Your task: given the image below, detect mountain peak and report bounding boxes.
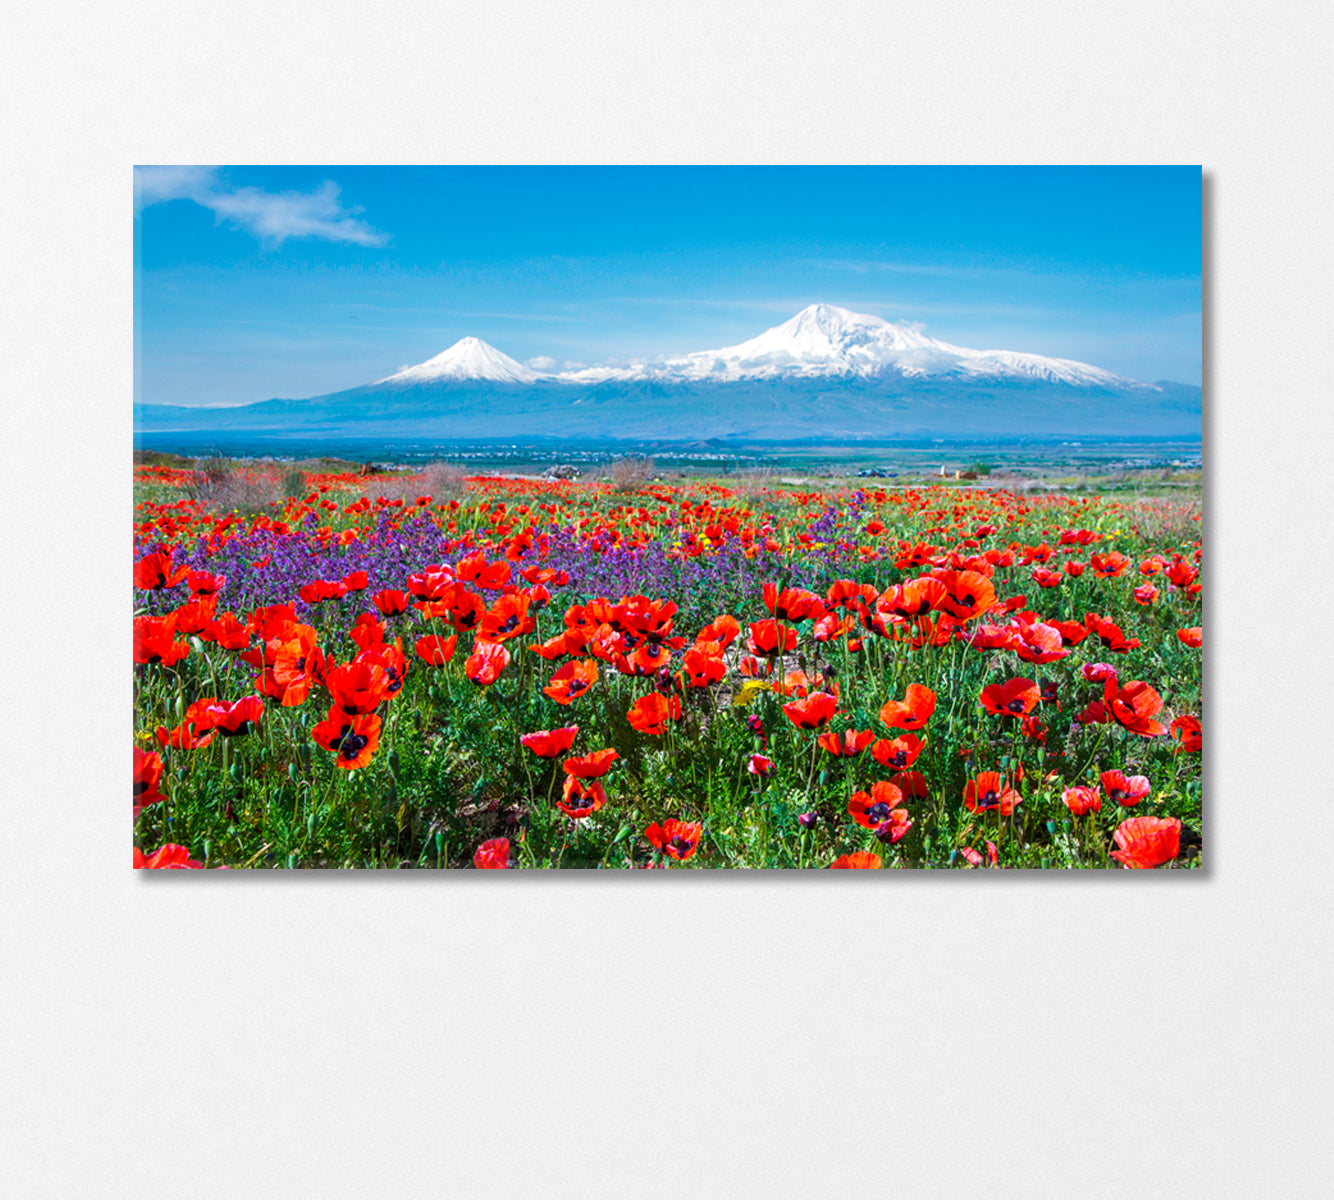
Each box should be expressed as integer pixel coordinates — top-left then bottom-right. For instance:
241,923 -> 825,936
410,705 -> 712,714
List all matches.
379,336 -> 542,384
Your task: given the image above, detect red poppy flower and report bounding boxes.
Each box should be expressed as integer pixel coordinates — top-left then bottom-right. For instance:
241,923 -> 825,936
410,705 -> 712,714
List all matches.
628,640 -> 674,676
1176,627 -> 1203,648
133,550 -> 188,590
312,710 -> 382,769
456,553 -> 512,590
521,565 -> 569,587
813,612 -> 855,642
557,776 -> 609,819
747,753 -> 775,776
355,639 -> 406,698
1062,785 -> 1102,815
782,691 -> 839,730
1090,551 -> 1131,578
133,615 -> 190,666
520,726 -> 579,757
979,677 -> 1040,719
883,577 -> 947,620
155,720 -> 214,751
477,592 -> 536,643
325,660 -> 391,714
1105,679 -> 1167,737
817,728 -> 876,757
826,579 -> 879,610
763,583 -> 826,622
682,647 -> 726,687
170,595 -> 218,637
347,613 -> 386,653
299,579 -> 348,605
1133,583 -> 1159,605
203,612 -> 251,650
872,807 -> 914,845
133,844 -> 203,869
890,770 -> 929,799
372,589 -> 412,616
198,695 -> 265,737
848,780 -> 905,830
1031,567 -> 1064,589
879,684 -> 936,731
958,842 -> 1000,868
869,734 -> 923,771
414,633 -> 458,666
1065,560 -> 1086,577
771,669 -> 826,699
1110,816 -> 1181,869
930,569 -> 996,621
644,819 -> 702,861
406,566 -> 454,603
544,659 -> 599,704
563,748 -> 619,778
1048,619 -> 1088,648
1085,612 -> 1141,655
464,641 -> 511,686
830,851 -> 882,869
962,771 -> 1020,815
183,570 -> 226,597
746,618 -> 797,657
697,614 -> 741,649
342,570 -> 369,591
271,638 -> 328,707
473,837 -> 512,869
627,693 -> 681,735
1099,770 -> 1151,807
133,747 -> 166,816
1170,714 -> 1202,753
1013,621 -> 1070,665
1165,560 -> 1201,592
437,585 -> 487,634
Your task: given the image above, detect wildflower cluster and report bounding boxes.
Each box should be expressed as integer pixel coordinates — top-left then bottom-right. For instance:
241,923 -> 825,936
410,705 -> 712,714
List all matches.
133,466 -> 1202,869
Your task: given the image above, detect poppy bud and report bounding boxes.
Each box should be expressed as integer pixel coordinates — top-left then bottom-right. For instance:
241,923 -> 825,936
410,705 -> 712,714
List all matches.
746,714 -> 765,735
797,811 -> 819,829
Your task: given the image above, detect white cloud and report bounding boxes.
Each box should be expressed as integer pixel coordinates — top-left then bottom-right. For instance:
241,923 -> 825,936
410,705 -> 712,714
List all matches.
134,166 -> 389,247
526,355 -> 557,370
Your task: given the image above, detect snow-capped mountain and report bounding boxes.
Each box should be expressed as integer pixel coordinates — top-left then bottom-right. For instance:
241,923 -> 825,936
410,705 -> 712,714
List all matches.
136,302 -> 1201,444
560,304 -> 1146,388
379,336 -> 543,385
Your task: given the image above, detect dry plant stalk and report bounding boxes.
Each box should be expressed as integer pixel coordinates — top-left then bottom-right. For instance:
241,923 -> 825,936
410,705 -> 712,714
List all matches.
610,456 -> 655,492
188,456 -> 283,517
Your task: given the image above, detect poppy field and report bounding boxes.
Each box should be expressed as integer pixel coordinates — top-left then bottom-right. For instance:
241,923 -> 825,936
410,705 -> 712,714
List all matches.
132,460 -> 1202,870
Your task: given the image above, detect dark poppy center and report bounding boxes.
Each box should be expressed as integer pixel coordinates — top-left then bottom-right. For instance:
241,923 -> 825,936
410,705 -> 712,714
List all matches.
569,679 -> 589,696
981,789 -> 999,808
889,751 -> 907,768
668,836 -> 695,855
1007,699 -> 1026,713
339,733 -> 368,760
500,615 -> 519,633
867,801 -> 892,823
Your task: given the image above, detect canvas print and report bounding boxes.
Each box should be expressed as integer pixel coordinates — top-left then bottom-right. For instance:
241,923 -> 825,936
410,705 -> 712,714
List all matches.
133,166 -> 1202,870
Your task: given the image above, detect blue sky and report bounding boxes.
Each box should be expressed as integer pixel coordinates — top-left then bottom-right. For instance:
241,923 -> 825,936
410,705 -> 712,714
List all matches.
135,166 -> 1201,406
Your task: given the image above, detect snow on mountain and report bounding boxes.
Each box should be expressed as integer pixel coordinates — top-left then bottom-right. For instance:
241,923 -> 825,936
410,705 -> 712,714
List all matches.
372,306 -> 1152,391
378,336 -> 544,385
560,303 -> 1148,389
